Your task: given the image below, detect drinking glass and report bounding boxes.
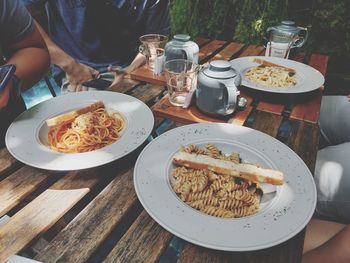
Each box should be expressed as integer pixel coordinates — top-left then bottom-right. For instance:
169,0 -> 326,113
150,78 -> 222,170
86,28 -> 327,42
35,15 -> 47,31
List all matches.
265,41 -> 292,59
139,34 -> 168,71
164,59 -> 199,107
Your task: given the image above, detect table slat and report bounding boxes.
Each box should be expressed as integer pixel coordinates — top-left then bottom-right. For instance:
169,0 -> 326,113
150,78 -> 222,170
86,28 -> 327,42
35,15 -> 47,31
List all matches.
152,96 -> 228,124
209,42 -> 245,62
251,111 -> 283,137
198,39 -> 227,63
104,210 -> 172,263
0,165 -> 118,260
229,95 -> 254,126
35,169 -> 137,263
0,167 -> 52,217
239,45 -> 265,57
0,188 -> 88,262
107,76 -> 141,94
194,37 -> 211,47
290,54 -> 328,123
130,83 -> 165,104
0,148 -> 18,176
286,121 -> 319,174
129,67 -> 166,86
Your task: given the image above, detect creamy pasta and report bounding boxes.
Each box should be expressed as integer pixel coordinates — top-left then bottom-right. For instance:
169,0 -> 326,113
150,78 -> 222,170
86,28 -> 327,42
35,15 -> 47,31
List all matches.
244,66 -> 297,88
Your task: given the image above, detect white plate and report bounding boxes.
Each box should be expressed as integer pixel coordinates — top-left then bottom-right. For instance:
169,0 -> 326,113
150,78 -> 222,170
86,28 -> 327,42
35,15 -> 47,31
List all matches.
134,123 -> 316,251
230,56 -> 325,94
6,91 -> 154,171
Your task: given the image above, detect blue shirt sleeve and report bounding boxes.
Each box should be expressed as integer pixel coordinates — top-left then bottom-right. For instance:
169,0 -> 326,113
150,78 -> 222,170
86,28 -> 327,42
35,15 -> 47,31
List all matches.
0,0 -> 34,46
21,0 -> 47,8
144,0 -> 170,35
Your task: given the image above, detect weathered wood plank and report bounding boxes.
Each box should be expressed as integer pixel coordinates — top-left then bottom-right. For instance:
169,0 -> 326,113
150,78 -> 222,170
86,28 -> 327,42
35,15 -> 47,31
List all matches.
129,67 -> 166,86
198,40 -> 227,63
177,244 -> 241,263
130,83 -> 166,105
250,111 -> 283,137
0,188 -> 88,262
104,210 -> 172,263
0,167 -> 52,217
239,45 -> 265,57
229,95 -> 254,126
256,100 -> 285,115
0,157 -> 134,260
107,75 -> 141,94
286,120 -> 319,174
290,54 -> 328,123
209,42 -> 245,62
35,169 -> 138,263
152,96 -> 228,124
194,37 -> 211,47
0,148 -> 19,176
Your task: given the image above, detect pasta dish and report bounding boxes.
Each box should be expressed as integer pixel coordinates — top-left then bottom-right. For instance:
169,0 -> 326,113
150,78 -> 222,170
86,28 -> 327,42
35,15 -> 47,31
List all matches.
171,144 -> 263,218
47,105 -> 125,153
244,65 -> 297,88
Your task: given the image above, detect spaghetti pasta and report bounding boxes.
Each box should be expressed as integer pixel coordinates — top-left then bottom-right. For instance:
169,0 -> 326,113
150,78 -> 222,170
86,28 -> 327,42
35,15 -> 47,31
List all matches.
244,66 -> 297,88
48,108 -> 125,153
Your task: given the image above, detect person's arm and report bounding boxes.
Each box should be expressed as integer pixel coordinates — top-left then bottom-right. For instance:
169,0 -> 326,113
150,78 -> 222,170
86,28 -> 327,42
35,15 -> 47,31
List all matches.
33,21 -> 99,91
302,224 -> 350,263
0,23 -> 50,109
25,4 -> 99,91
0,0 -> 50,110
108,53 -> 146,88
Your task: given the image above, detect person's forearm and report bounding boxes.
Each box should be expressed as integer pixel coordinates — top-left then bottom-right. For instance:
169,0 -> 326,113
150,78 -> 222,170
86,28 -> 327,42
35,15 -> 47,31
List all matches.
125,53 -> 146,73
7,47 -> 49,91
34,21 -> 75,71
7,22 -> 50,90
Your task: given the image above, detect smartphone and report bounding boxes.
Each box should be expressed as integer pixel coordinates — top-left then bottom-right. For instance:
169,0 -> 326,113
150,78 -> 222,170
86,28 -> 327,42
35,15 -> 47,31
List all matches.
0,64 -> 16,92
82,77 -> 112,90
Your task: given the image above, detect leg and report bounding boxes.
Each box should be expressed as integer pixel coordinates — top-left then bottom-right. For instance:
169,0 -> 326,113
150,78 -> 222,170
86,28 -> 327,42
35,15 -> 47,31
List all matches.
303,219 -> 345,253
302,224 -> 350,263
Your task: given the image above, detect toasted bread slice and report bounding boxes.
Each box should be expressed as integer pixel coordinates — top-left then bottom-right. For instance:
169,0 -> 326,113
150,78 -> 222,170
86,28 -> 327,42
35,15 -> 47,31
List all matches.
46,101 -> 105,127
173,151 -> 284,185
252,57 -> 296,74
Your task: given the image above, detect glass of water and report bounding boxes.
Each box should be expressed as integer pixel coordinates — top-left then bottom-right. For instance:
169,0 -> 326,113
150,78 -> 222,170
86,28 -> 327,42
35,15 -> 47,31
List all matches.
164,59 -> 199,107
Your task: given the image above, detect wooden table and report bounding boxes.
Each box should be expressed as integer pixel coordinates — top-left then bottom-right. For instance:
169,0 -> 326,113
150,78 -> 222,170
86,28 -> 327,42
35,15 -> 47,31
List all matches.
0,38 -> 328,263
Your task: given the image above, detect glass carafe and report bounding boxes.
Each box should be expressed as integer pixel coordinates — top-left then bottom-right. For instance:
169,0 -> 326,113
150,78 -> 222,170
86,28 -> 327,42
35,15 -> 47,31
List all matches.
265,21 -> 308,58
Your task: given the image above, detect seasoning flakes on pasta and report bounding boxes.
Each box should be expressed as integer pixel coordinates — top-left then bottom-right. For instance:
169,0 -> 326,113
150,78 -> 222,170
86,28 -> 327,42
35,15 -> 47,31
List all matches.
171,144 -> 263,218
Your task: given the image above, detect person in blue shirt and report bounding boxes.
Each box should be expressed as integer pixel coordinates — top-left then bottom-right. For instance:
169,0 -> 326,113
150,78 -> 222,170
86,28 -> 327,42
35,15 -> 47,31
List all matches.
23,0 -> 170,92
0,0 -> 50,146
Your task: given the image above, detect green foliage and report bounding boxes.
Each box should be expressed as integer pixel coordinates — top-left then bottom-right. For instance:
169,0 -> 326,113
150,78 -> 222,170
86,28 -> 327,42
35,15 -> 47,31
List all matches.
170,0 -> 350,57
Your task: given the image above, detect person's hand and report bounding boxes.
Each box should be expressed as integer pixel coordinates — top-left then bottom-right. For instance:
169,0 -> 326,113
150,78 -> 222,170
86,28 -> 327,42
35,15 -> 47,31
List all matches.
65,61 -> 99,92
347,94 -> 350,102
107,65 -> 127,88
0,81 -> 13,110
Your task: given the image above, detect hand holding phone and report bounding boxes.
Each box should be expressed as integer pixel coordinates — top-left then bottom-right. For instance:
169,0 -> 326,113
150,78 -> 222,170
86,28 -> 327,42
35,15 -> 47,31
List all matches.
82,77 -> 112,90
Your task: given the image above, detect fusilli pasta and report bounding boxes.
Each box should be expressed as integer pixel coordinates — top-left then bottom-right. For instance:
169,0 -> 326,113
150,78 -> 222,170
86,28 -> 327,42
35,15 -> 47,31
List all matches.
171,144 -> 263,218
